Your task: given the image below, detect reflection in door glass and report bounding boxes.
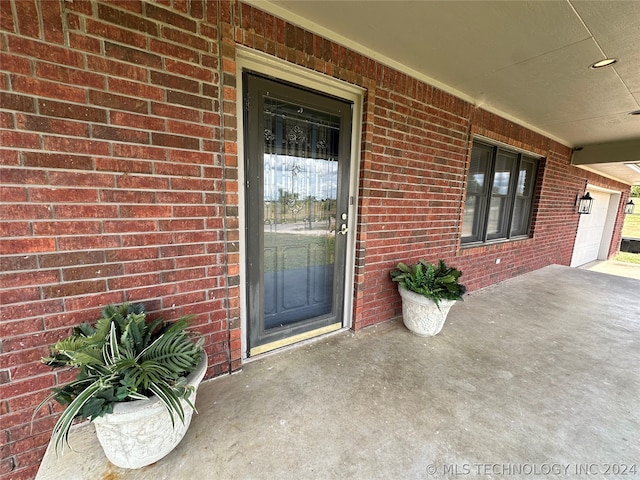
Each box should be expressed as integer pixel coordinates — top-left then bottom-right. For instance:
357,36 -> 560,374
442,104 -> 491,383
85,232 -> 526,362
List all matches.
262,98 -> 340,330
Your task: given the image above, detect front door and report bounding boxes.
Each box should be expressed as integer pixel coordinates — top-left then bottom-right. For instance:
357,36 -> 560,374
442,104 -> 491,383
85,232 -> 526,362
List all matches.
244,73 -> 352,356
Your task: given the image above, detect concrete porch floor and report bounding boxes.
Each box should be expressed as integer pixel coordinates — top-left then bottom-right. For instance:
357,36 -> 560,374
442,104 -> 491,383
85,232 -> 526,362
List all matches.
36,265 -> 640,480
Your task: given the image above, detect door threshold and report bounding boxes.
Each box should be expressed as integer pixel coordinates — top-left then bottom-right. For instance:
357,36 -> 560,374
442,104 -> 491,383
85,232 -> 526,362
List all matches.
248,323 -> 344,358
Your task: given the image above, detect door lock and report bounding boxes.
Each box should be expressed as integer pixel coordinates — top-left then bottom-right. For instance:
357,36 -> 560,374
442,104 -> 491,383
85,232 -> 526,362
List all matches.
339,224 -> 348,235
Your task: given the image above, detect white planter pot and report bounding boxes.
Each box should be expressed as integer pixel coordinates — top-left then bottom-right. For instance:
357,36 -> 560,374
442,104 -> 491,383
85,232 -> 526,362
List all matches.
398,285 -> 456,336
93,355 -> 207,469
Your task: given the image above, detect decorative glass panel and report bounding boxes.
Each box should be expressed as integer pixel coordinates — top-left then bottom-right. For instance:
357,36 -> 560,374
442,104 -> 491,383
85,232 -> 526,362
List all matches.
262,97 -> 340,329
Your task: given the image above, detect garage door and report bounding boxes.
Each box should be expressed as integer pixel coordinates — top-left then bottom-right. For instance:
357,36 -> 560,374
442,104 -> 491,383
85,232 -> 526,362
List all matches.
571,190 -> 611,267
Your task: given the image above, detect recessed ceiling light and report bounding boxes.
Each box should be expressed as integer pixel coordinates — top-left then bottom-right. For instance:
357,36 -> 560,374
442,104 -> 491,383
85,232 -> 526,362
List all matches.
590,58 -> 617,69
630,110 -> 640,116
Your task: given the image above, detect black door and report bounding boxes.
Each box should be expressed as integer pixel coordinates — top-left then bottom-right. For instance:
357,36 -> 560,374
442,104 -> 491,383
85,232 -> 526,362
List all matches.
244,72 -> 352,356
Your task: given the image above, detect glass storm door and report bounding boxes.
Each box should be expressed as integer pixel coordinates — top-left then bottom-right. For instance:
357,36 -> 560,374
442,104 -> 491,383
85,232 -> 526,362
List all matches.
244,73 -> 352,356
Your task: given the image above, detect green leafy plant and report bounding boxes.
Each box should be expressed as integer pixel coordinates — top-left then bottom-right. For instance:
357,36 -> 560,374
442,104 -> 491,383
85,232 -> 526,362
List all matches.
390,259 -> 467,306
35,303 -> 204,452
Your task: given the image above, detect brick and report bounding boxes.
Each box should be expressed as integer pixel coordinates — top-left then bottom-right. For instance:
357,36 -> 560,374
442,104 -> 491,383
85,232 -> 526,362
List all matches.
108,272 -> 161,290
107,112 -> 164,133
158,218 -> 205,231
0,53 -> 31,75
30,188 -> 98,203
85,18 -> 147,49
0,318 -> 44,338
0,237 -> 55,254
65,33 -> 96,57
7,35 -> 83,67
0,221 -> 30,237
153,161 -> 201,177
57,235 -> 120,251
42,279 -> 107,299
0,130 -> 39,149
89,90 -> 149,114
108,79 -> 164,101
151,102 -> 200,122
101,188 -> 155,207
0,299 -> 63,323
42,136 -> 111,156
0,92 -> 36,113
150,71 -> 199,93
151,132 -> 200,150
50,204 -> 118,219
92,125 -> 150,144
160,26 -> 208,52
41,0 -> 64,44
111,143 -> 166,161
0,286 -> 40,305
145,3 -> 196,33
1,203 -> 51,220
166,120 -> 214,139
63,291 -> 125,312
94,158 -> 153,176
62,263 -> 123,282
123,258 -> 173,275
16,114 -> 89,137
35,62 -> 105,89
105,246 -> 159,262
38,99 -> 108,123
149,38 -> 199,63
156,191 -> 203,204
86,55 -> 147,82
104,42 -> 162,69
0,0 -> 15,32
97,3 -> 158,36
22,152 -> 94,170
0,255 -> 38,272
48,171 -> 115,188
103,219 -> 157,233
116,173 -> 170,190
14,0 -> 40,38
165,59 -> 213,82
119,205 -> 172,218
160,243 -> 204,258
0,269 -> 59,289
0,186 -> 27,202
0,111 -> 15,130
166,90 -> 212,111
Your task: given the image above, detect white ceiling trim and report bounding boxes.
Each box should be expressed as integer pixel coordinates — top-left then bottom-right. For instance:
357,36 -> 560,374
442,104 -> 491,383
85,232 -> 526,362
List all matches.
243,0 -> 570,147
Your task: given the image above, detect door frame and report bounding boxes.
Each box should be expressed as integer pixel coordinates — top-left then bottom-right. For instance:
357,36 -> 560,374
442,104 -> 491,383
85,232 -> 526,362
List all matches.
236,47 -> 364,359
570,184 -> 622,267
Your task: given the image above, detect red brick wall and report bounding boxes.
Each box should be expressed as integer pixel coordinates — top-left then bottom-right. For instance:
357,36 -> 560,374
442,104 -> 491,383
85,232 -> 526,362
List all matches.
0,2 -> 239,478
0,1 -> 630,478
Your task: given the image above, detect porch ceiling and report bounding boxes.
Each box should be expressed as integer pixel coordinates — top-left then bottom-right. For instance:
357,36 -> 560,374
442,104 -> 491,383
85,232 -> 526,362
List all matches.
247,0 -> 640,185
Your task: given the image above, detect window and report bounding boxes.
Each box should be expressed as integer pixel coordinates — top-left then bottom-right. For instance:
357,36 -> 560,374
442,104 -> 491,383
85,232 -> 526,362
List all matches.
462,140 -> 538,245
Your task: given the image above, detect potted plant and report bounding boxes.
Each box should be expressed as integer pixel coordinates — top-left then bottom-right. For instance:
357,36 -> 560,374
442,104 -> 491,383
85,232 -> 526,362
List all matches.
35,302 -> 206,469
390,259 -> 467,336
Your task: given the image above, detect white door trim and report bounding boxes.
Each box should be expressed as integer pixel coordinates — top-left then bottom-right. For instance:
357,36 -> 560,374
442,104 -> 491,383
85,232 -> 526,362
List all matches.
236,47 -> 364,359
571,184 -> 622,266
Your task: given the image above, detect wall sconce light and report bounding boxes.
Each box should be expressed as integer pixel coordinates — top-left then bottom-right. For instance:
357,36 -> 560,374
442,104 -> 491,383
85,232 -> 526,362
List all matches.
625,199 -> 635,215
577,192 -> 593,214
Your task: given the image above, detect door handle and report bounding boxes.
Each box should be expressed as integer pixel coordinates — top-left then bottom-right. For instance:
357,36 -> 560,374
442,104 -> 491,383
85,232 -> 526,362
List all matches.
339,224 -> 348,235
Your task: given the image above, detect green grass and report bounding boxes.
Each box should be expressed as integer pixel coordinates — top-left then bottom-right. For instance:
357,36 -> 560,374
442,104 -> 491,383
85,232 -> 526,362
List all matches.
613,252 -> 640,264
616,212 -> 640,264
622,212 -> 640,238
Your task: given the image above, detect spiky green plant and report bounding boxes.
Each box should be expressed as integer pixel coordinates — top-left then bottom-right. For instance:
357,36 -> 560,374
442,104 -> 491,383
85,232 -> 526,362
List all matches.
35,303 -> 204,453
390,259 -> 467,307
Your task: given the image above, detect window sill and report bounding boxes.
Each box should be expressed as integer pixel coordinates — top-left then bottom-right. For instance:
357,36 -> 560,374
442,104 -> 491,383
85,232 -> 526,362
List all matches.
460,235 -> 533,251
